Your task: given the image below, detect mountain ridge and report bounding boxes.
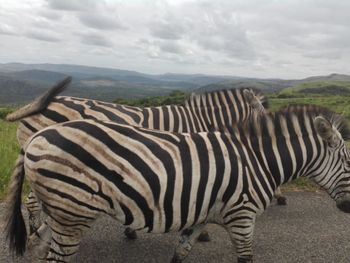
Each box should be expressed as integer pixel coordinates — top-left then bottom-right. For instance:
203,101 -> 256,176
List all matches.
1,62 -> 350,105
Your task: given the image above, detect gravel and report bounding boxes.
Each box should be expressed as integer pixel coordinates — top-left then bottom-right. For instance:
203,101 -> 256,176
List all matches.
1,191 -> 350,263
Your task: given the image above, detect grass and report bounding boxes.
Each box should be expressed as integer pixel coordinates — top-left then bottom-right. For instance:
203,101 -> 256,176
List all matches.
0,119 -> 20,200
278,80 -> 350,97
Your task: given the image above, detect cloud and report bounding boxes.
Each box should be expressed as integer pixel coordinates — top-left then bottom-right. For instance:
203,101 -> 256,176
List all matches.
79,13 -> 126,30
151,21 -> 186,40
1,0 -> 350,78
80,32 -> 114,47
0,23 -> 17,35
26,30 -> 61,42
159,41 -> 188,54
45,0 -> 96,11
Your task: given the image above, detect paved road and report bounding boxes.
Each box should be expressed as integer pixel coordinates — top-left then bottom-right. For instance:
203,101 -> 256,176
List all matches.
1,192 -> 350,263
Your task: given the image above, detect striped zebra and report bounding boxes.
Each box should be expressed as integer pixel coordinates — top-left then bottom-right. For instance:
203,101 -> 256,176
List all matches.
5,105 -> 350,262
6,77 -> 286,240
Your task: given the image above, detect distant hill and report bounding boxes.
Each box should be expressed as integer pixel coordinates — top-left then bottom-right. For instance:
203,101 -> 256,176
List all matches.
1,62 -> 350,105
278,79 -> 350,98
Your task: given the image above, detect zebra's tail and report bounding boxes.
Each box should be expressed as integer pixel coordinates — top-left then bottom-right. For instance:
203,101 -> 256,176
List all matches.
4,149 -> 27,256
6,76 -> 72,122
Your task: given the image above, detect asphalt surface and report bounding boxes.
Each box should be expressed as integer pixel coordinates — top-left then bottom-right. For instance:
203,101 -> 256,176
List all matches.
1,191 -> 350,263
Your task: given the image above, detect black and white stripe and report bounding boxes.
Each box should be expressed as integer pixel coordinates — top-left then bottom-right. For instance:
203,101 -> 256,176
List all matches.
5,105 -> 350,262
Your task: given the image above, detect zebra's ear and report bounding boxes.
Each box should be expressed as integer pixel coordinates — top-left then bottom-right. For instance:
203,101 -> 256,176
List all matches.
314,116 -> 341,147
243,89 -> 265,114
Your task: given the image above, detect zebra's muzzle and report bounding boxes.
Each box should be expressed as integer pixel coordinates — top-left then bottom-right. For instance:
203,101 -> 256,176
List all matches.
336,196 -> 350,213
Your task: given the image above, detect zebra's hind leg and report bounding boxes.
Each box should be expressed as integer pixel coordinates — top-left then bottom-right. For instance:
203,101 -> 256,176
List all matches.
27,219 -> 51,262
25,191 -> 43,235
274,187 -> 287,205
224,210 -> 256,263
45,216 -> 93,262
171,224 -> 206,263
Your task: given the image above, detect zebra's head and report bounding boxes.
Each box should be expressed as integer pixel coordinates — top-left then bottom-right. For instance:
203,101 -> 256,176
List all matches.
313,115 -> 350,213
242,89 -> 265,115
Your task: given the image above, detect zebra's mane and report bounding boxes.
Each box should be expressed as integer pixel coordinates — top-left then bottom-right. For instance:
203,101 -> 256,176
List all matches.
257,105 -> 350,140
183,87 -> 269,109
277,104 -> 350,140
219,104 -> 350,141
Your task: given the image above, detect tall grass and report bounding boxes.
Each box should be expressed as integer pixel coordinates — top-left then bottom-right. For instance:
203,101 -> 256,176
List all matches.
0,119 -> 20,200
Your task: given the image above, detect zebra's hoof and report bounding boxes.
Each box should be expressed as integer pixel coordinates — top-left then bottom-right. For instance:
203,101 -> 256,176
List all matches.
277,196 -> 287,205
170,254 -> 182,263
124,227 -> 137,240
197,231 -> 211,242
237,256 -> 253,263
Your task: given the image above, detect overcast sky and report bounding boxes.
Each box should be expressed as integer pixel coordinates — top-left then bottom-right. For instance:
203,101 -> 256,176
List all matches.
0,0 -> 349,79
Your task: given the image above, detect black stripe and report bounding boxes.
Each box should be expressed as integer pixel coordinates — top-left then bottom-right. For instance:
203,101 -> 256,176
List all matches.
88,105 -> 128,124
217,92 -> 230,126
261,116 -> 282,185
239,89 -> 249,121
211,93 -> 224,128
20,120 -> 38,133
188,107 -> 201,132
192,134 -> 209,224
182,107 -> 195,132
231,91 -> 242,123
223,90 -> 236,124
296,114 -> 314,177
179,135 -> 192,229
285,113 -> 303,180
152,107 -> 160,130
178,107 -> 188,132
222,134 -> 239,204
142,108 -> 149,127
120,203 -> 134,225
97,101 -> 141,124
171,105 -> 180,132
247,122 -> 275,190
274,116 -> 293,185
58,100 -> 92,119
163,106 -> 170,131
41,109 -> 69,123
205,94 -> 215,128
207,133 -> 225,211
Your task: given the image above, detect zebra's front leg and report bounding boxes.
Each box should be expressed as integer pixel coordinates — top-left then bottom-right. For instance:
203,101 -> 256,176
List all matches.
274,187 -> 287,205
181,227 -> 211,242
224,210 -> 256,263
171,224 -> 206,263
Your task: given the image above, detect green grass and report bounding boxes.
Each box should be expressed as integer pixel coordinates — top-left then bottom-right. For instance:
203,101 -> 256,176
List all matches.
278,80 -> 350,97
0,119 -> 20,200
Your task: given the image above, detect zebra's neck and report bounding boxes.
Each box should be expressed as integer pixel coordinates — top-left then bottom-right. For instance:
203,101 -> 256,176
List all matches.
239,108 -> 328,191
185,89 -> 253,131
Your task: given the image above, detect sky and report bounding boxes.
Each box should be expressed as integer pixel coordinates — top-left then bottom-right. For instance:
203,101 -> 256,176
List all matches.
0,0 -> 349,79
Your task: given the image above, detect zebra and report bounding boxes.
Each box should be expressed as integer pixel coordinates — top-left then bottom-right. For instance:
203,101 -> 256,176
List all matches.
6,77 -> 286,240
5,104 -> 350,263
